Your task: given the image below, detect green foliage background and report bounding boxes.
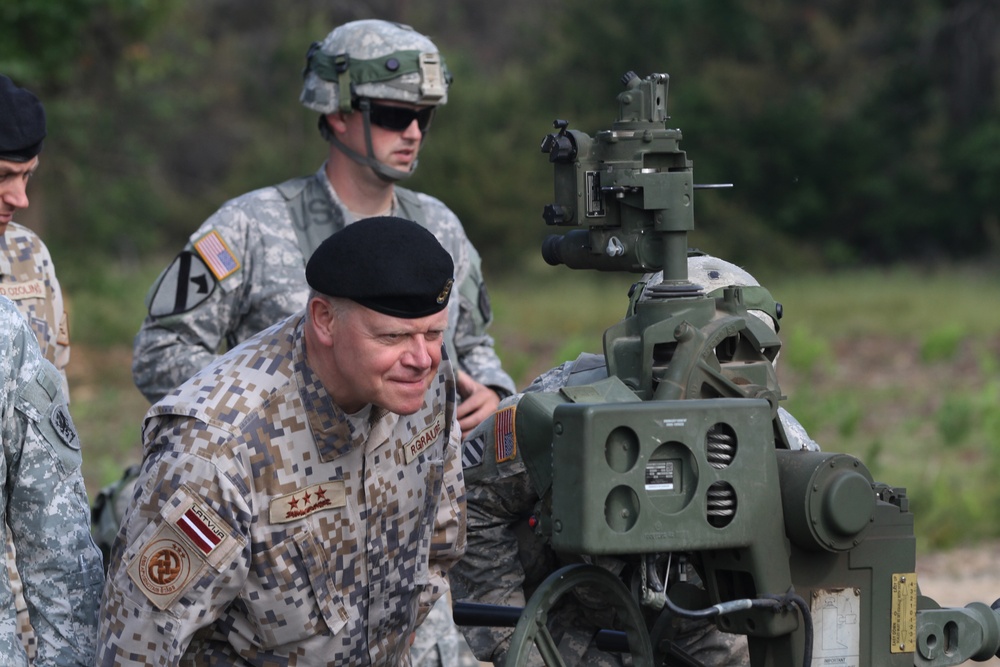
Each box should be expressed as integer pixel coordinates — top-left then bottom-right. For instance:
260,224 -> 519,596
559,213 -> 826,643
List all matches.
4,0 -> 1000,270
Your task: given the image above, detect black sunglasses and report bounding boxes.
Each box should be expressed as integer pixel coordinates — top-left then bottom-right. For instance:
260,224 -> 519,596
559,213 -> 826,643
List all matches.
357,100 -> 435,133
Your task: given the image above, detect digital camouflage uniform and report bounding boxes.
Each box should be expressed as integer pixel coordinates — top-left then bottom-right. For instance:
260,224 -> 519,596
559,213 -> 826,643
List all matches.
122,168 -> 499,667
126,22 -> 509,667
124,21 -> 506,666
1,220 -> 73,661
0,221 -> 70,396
0,296 -> 103,666
450,256 -> 819,666
131,166 -> 513,404
99,311 -> 467,666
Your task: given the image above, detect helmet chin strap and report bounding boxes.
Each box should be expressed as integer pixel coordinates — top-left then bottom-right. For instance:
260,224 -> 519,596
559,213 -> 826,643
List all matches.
323,99 -> 417,182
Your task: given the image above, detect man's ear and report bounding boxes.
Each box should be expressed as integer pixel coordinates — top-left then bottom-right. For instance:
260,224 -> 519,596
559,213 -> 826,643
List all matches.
308,297 -> 337,347
325,111 -> 349,135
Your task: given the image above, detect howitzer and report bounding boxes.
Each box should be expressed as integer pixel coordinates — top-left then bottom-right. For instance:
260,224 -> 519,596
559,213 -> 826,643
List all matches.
454,71 -> 1000,667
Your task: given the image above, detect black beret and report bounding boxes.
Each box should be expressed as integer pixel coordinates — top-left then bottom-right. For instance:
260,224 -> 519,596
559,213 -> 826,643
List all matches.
306,216 -> 455,318
0,75 -> 46,163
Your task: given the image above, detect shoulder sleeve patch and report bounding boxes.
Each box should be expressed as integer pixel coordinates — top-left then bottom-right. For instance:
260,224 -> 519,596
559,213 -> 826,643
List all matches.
50,404 -> 80,450
477,283 -> 492,323
494,405 -> 517,463
15,361 -> 83,471
57,311 -> 70,346
193,230 -> 241,282
127,486 -> 244,610
462,433 -> 485,469
127,523 -> 206,610
147,251 -> 217,318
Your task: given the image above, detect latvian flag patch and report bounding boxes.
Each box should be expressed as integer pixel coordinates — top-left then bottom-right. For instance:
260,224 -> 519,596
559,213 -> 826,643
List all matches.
175,504 -> 226,556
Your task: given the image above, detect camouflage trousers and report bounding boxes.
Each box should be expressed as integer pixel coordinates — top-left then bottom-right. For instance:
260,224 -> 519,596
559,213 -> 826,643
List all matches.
411,593 -> 483,667
498,602 -> 748,667
6,533 -> 36,662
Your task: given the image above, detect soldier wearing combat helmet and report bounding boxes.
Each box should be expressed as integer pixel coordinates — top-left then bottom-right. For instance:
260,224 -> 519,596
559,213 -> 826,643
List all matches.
301,18 -> 451,182
122,18 -> 503,666
131,18 -> 512,439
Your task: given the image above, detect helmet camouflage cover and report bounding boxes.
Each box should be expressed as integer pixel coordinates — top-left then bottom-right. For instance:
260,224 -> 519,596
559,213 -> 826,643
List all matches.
301,19 -> 450,114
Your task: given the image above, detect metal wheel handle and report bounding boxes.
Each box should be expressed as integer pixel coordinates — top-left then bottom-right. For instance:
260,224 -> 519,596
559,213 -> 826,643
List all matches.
503,563 -> 655,667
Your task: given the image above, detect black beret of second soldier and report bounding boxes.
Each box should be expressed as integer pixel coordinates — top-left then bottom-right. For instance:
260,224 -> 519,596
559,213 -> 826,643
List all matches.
0,74 -> 46,162
307,216 -> 455,318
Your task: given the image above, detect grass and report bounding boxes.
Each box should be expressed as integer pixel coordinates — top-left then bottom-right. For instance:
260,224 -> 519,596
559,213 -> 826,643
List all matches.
66,258 -> 1000,551
767,265 -> 1000,338
763,265 -> 1000,550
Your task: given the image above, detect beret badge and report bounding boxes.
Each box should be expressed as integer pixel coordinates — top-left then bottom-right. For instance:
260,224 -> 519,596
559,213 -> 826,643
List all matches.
437,278 -> 454,305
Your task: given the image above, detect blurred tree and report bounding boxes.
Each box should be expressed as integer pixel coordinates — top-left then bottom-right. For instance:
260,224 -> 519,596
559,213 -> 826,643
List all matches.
2,0 -> 999,279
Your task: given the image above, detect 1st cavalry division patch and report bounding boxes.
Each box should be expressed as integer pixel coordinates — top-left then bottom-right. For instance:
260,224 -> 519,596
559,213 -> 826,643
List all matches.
147,251 -> 216,317
462,433 -> 485,469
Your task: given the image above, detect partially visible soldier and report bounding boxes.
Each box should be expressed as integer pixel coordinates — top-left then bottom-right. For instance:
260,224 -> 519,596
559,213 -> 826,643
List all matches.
120,19 -> 508,665
0,72 -> 75,663
0,74 -> 70,394
0,296 -> 104,666
451,256 -> 819,666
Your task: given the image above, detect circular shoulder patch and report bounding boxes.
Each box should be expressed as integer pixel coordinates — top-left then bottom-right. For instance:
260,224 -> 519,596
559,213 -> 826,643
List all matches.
127,529 -> 200,610
50,404 -> 81,450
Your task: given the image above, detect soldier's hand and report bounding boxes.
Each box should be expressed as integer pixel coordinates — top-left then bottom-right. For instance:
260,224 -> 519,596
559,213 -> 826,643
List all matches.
456,370 -> 501,437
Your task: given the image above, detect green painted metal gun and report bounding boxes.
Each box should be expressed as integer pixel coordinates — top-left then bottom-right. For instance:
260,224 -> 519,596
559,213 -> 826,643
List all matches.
457,71 -> 1000,667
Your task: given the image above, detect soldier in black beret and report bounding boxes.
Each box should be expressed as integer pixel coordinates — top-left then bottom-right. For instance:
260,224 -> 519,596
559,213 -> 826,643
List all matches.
98,215 -> 467,664
0,74 -> 69,384
1,74 -> 47,233
303,215 -> 455,416
0,74 -> 47,164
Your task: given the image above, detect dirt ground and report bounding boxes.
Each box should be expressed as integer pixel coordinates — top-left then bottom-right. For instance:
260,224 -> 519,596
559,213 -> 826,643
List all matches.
916,541 -> 1000,666
917,541 -> 1000,608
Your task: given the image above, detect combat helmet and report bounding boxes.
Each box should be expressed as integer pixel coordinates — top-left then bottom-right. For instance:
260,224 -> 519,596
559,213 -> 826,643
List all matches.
301,19 -> 451,181
638,255 -> 782,333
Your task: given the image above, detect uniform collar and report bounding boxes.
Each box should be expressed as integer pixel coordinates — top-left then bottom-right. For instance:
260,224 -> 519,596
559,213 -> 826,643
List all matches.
293,318 -> 397,462
0,228 -> 14,276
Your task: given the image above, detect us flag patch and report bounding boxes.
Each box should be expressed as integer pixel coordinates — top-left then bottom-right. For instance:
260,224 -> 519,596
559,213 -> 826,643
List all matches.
494,406 -> 516,463
193,230 -> 240,281
175,504 -> 226,556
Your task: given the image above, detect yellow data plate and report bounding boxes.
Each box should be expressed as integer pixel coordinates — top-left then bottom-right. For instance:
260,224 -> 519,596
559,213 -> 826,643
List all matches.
890,573 -> 917,653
